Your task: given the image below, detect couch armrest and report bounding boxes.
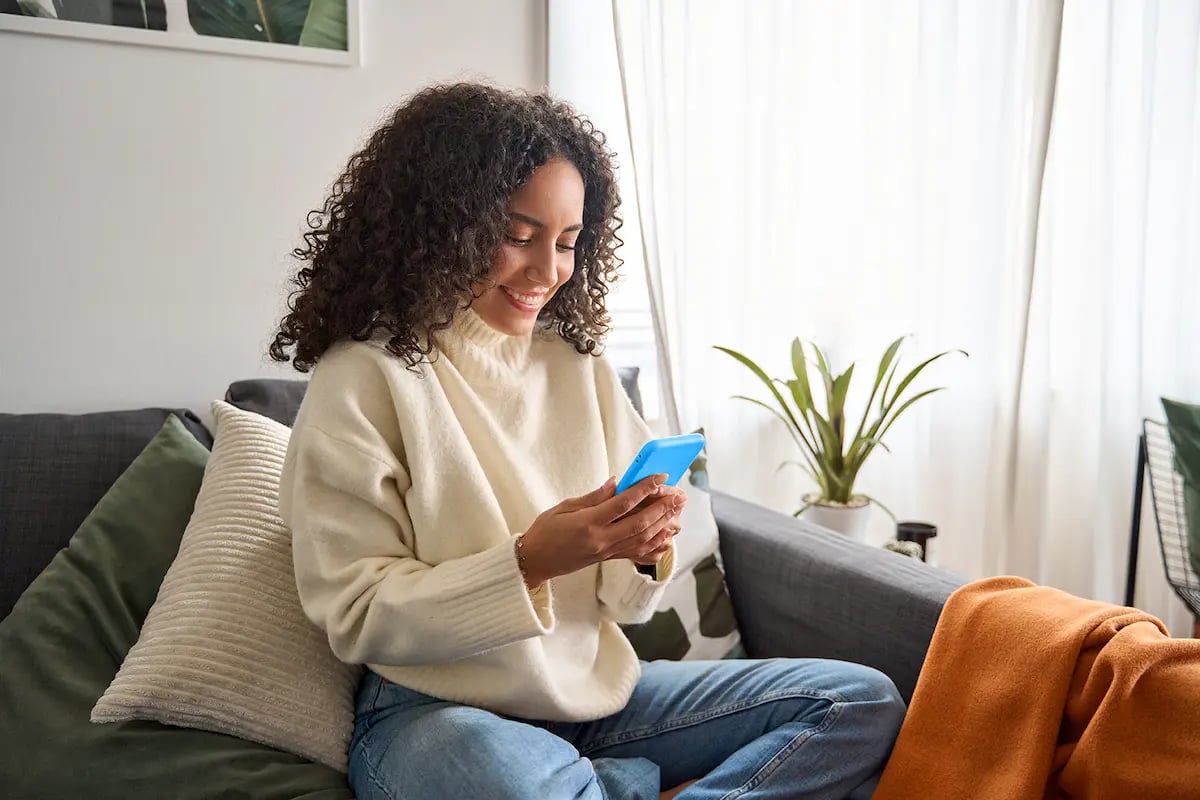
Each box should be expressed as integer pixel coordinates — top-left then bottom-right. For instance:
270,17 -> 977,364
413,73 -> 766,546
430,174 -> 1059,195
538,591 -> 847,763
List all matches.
713,491 -> 964,701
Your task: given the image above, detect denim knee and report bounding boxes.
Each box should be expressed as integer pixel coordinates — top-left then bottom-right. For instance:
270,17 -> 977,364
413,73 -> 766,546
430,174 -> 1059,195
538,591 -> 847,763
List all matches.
836,663 -> 907,739
832,662 -> 903,701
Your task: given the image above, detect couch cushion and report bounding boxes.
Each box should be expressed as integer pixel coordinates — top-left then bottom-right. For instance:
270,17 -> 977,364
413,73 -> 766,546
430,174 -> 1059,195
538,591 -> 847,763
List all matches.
226,378 -> 308,427
93,402 -> 362,772
0,414 -> 350,799
0,408 -> 212,620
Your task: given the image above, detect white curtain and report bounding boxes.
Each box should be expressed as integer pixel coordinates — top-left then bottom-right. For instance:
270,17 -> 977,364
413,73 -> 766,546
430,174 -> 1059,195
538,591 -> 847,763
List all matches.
1002,1 -> 1200,631
611,0 -> 1199,632
611,1 -> 1060,570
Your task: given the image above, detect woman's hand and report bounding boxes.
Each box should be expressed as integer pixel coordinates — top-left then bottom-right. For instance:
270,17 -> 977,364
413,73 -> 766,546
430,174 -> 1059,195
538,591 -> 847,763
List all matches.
606,484 -> 686,566
519,475 -> 686,586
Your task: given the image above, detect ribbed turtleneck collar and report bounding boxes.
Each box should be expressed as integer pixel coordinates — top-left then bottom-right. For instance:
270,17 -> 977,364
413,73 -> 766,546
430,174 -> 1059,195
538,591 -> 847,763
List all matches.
435,306 -> 535,386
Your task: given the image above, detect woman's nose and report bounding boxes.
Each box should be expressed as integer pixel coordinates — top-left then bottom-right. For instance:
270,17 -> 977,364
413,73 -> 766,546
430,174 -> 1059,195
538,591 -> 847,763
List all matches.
525,242 -> 558,286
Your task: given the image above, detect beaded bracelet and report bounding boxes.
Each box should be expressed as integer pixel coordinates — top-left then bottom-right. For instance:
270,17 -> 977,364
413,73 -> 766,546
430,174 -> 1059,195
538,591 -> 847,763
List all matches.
515,533 -> 543,593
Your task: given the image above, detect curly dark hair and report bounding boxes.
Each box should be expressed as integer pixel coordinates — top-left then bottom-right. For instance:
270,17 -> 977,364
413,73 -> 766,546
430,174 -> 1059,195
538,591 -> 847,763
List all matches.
269,82 -> 624,372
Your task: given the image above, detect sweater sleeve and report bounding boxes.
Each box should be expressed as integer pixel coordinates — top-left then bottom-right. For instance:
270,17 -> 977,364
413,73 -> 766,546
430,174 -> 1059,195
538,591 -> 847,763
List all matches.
592,356 -> 677,624
279,423 -> 554,667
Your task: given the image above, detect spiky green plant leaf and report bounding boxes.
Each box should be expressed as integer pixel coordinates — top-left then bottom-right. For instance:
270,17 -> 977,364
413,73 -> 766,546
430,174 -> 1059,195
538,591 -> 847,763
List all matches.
811,343 -> 836,413
717,339 -> 963,508
883,350 -> 966,419
830,364 -> 854,444
854,336 -> 904,442
790,338 -> 813,410
872,387 -> 947,447
714,346 -> 805,437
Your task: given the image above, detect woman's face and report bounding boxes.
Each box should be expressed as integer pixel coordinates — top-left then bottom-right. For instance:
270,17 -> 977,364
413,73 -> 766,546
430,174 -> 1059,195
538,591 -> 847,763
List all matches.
472,156 -> 585,336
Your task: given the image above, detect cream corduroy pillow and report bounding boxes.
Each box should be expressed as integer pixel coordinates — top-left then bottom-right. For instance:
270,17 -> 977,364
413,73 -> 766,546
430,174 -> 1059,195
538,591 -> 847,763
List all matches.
91,401 -> 362,771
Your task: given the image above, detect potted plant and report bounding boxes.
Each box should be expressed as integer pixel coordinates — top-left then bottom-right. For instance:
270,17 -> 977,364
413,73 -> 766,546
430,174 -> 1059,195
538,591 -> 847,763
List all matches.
714,338 -> 964,541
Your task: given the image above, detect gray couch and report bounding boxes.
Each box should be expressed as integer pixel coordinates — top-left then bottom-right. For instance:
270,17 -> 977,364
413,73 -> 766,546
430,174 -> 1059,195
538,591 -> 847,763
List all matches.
0,374 -> 962,794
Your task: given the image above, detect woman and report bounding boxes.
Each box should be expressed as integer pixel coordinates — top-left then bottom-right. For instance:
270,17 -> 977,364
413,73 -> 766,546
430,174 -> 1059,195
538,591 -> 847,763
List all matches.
272,83 -> 904,800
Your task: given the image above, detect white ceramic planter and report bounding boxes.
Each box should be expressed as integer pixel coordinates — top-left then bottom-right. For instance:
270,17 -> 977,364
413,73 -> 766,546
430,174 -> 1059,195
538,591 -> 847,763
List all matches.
801,496 -> 871,542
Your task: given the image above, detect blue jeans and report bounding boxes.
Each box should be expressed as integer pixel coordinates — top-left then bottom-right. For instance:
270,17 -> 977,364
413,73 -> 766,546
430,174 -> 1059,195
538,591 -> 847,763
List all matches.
349,658 -> 904,800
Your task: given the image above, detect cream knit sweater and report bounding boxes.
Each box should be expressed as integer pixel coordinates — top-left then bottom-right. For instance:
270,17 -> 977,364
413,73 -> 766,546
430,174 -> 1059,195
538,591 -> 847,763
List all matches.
278,308 -> 675,722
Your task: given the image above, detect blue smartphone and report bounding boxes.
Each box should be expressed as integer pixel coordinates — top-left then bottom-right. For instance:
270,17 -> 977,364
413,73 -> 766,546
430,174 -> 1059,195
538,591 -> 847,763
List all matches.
615,433 -> 706,494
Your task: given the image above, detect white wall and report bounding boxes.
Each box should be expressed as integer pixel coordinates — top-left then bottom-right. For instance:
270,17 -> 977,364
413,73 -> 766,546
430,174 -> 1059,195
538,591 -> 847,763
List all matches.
0,1 -> 546,418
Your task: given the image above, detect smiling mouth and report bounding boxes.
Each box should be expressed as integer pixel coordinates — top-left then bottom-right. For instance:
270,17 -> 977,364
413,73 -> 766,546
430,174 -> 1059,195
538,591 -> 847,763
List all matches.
501,285 -> 548,311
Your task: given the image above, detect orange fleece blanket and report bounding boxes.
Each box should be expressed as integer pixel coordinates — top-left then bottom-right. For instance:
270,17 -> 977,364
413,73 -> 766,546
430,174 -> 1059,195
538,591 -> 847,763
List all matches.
874,576 -> 1200,800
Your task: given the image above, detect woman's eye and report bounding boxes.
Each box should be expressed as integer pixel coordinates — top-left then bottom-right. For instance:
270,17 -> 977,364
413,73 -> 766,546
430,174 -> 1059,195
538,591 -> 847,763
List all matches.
556,242 -> 577,252
505,235 -> 532,246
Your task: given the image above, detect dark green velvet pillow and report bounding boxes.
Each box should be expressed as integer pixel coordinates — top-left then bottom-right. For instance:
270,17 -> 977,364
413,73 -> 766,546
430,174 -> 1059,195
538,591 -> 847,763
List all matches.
0,415 -> 351,800
1162,398 -> 1200,579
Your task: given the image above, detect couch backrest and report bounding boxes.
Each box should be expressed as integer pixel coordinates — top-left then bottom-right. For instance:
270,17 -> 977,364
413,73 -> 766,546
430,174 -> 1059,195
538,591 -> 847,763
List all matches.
225,367 -> 646,426
1,365 -> 646,620
0,409 -> 211,620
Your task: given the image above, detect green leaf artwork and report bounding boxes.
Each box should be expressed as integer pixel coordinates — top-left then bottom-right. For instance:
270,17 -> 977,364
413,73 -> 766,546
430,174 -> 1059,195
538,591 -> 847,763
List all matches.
7,0 -> 345,45
11,1 -> 167,28
16,1 -> 55,17
298,0 -> 346,49
187,0 -> 312,44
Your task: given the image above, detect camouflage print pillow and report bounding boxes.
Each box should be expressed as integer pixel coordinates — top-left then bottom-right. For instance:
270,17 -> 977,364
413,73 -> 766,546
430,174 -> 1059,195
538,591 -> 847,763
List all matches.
622,430 -> 744,661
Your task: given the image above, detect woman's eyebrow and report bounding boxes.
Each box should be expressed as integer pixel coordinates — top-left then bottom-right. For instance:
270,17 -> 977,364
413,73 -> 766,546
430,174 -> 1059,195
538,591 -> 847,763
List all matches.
511,211 -> 583,233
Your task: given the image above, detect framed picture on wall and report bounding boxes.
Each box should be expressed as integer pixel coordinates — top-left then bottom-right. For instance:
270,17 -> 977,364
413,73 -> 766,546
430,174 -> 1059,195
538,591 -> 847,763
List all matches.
0,1 -> 361,66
